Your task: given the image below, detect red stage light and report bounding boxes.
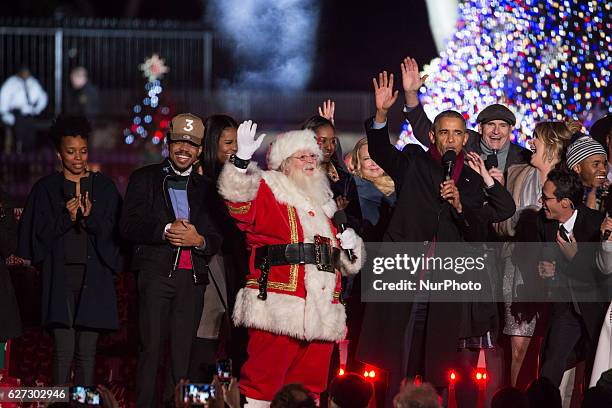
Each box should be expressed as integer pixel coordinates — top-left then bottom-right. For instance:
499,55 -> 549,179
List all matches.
475,370 -> 488,382
363,370 -> 369,378
449,371 -> 457,382
368,370 -> 376,378
338,368 -> 345,376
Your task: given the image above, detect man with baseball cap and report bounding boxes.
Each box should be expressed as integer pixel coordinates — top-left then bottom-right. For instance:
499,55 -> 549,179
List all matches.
120,113 -> 222,407
400,56 -> 531,184
565,135 -> 609,212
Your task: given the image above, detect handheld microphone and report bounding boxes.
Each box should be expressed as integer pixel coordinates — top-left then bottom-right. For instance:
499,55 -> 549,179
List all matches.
485,150 -> 499,170
442,150 -> 457,182
603,209 -> 612,241
332,210 -> 354,261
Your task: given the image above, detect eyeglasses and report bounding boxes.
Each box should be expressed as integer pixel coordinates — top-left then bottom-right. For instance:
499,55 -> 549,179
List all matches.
541,194 -> 557,202
290,154 -> 318,163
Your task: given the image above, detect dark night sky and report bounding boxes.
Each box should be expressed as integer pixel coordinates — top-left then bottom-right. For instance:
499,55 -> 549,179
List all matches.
1,0 -> 437,91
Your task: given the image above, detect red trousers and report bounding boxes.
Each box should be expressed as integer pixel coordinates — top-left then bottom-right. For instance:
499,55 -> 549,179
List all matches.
239,329 -> 335,401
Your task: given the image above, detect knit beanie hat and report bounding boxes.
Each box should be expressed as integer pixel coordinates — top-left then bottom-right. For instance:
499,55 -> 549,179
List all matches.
566,136 -> 607,169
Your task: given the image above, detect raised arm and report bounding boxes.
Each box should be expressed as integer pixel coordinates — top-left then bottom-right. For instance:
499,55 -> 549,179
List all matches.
365,71 -> 406,182
401,57 -> 432,147
218,120 -> 266,230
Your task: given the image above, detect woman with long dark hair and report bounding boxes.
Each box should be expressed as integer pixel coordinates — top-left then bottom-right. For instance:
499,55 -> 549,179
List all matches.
17,114 -> 120,386
199,114 -> 238,178
302,112 -> 362,227
190,114 -> 247,381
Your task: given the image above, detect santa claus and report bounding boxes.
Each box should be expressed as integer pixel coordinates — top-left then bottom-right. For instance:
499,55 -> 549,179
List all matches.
218,120 -> 365,407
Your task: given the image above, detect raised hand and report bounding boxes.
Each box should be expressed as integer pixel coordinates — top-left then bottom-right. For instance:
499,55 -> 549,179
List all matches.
236,120 -> 266,161
318,99 -> 335,125
373,71 -> 399,122
401,57 -> 428,93
401,57 -> 428,107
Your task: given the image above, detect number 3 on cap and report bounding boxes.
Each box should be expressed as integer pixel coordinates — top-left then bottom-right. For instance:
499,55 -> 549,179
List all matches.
183,119 -> 194,132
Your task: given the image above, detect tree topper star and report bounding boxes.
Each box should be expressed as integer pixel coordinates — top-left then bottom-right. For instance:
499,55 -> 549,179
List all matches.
139,54 -> 169,82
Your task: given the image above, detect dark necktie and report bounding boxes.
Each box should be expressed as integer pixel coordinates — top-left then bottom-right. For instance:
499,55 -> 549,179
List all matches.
558,224 -> 570,242
22,78 -> 33,108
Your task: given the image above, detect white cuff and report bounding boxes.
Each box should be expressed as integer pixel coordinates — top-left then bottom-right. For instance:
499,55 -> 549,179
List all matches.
372,120 -> 387,130
163,223 -> 171,239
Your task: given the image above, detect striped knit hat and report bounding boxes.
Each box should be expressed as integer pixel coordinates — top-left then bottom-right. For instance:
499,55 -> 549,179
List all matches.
566,136 -> 607,170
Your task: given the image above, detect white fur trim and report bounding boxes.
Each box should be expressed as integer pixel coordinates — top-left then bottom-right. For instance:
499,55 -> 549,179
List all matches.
267,130 -> 322,170
233,288 -> 306,339
245,397 -> 271,408
218,161 -> 262,202
233,265 -> 347,342
303,264 -> 347,342
338,238 -> 366,276
261,171 -> 336,220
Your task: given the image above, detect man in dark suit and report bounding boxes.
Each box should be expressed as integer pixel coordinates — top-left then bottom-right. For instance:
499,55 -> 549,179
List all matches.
357,71 -> 516,407
537,168 -> 610,386
120,113 -> 222,407
399,57 -> 531,185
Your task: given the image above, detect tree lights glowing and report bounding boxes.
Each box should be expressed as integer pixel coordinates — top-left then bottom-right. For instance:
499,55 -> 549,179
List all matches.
399,0 -> 611,148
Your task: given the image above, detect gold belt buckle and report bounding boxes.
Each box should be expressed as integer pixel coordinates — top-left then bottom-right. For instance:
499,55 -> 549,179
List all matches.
314,235 -> 334,272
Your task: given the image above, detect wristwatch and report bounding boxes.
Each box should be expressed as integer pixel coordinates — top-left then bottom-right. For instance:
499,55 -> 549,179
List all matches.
229,154 -> 250,170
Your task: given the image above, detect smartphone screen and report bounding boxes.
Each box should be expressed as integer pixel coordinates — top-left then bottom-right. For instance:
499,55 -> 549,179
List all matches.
182,383 -> 215,406
216,359 -> 232,384
71,386 -> 87,404
86,387 -> 101,405
71,386 -> 101,405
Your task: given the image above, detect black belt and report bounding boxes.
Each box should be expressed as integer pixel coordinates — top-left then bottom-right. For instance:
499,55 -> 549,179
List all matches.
254,241 -> 340,300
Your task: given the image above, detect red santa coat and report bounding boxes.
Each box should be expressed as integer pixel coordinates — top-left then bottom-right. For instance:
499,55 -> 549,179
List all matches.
218,162 -> 364,342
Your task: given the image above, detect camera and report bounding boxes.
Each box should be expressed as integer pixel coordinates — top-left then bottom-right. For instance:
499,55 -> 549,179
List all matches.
181,383 -> 215,406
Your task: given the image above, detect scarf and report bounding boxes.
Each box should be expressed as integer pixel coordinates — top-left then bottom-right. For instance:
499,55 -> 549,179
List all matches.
428,148 -> 465,183
480,139 -> 510,171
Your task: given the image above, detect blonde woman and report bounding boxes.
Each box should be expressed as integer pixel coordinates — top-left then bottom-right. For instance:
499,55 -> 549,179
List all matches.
499,120 -> 579,386
350,138 -> 396,240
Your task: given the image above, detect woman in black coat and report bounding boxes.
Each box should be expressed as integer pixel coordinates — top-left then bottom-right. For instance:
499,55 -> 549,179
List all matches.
17,115 -> 121,386
190,114 -> 249,381
0,188 -> 22,342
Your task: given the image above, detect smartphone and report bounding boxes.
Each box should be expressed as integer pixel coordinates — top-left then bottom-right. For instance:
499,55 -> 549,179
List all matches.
216,359 -> 232,384
70,386 -> 101,405
182,383 -> 215,406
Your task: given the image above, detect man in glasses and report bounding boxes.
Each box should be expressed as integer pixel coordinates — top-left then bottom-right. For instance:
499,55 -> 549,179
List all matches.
218,121 -> 365,407
537,168 -> 610,387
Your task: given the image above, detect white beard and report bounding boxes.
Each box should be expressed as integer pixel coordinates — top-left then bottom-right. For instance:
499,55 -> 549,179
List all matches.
287,167 -> 333,207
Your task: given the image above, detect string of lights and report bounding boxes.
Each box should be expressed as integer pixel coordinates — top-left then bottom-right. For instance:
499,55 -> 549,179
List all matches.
397,0 -> 611,148
123,54 -> 172,146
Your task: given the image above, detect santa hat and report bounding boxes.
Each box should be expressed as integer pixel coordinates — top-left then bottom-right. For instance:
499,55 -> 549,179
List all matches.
267,129 -> 322,170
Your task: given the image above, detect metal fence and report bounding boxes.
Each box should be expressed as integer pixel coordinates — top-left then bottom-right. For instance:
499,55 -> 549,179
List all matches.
0,20 -> 212,117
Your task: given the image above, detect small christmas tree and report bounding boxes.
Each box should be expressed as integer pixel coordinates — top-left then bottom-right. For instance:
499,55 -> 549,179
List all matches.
123,54 -> 172,146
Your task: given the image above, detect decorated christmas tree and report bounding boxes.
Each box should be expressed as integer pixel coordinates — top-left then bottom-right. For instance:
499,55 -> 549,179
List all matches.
397,0 -> 610,148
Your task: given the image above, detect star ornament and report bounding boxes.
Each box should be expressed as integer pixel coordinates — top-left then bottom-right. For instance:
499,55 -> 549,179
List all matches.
139,54 -> 169,82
